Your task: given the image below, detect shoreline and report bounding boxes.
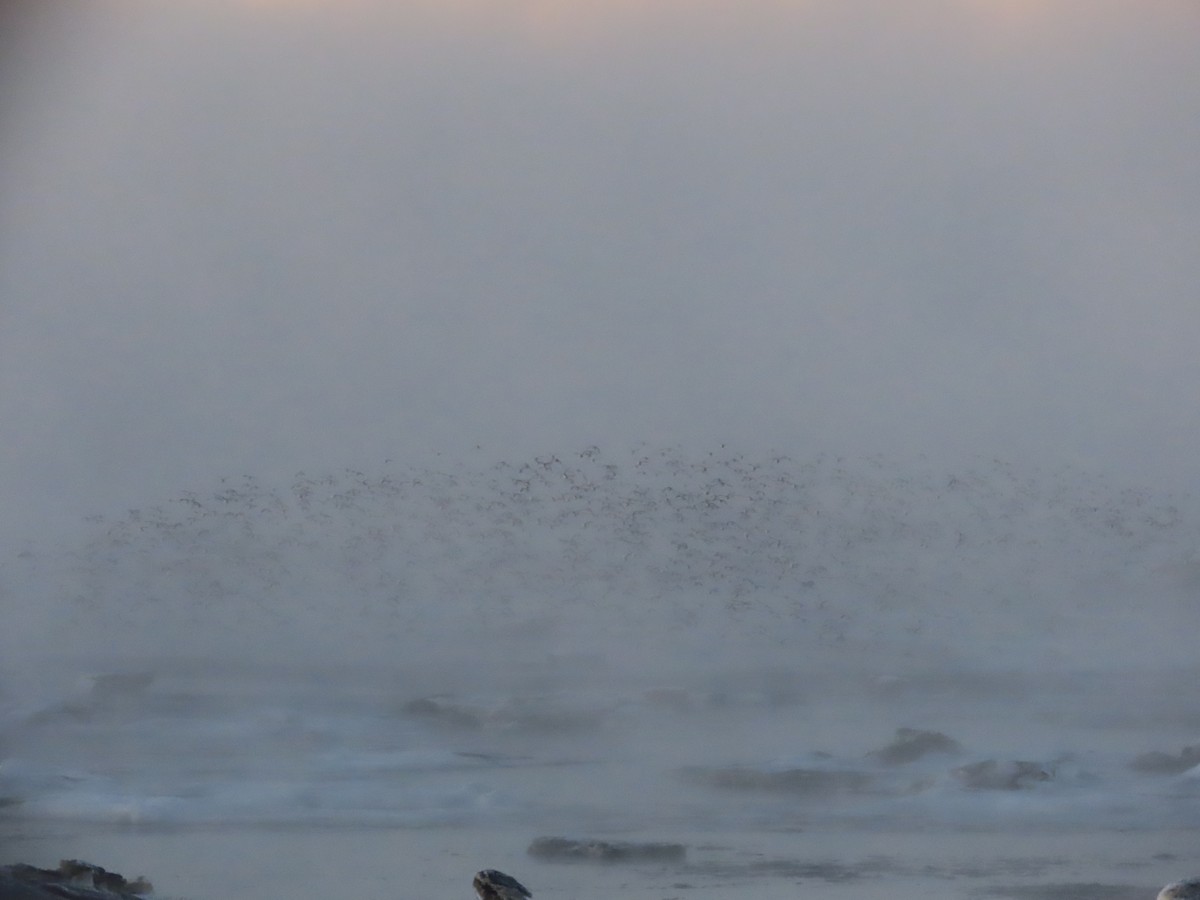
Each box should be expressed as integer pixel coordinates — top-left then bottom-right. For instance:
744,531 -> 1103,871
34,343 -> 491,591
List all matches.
2,823 -> 1193,900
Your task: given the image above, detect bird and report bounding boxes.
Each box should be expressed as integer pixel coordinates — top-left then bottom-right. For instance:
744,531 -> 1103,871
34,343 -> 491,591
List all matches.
473,870 -> 531,900
1159,881 -> 1200,900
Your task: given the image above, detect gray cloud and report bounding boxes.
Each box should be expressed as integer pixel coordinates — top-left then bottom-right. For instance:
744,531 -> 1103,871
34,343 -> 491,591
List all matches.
2,0 -> 1199,540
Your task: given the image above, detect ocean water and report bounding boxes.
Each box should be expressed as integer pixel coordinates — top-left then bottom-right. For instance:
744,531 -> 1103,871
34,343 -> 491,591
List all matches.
2,452 -> 1198,899
2,656 -> 1198,900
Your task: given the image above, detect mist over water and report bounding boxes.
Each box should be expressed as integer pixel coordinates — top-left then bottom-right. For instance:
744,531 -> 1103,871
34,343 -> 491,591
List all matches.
2,0 -> 1200,544
4,448 -> 1200,679
2,2 -> 1199,898
2,449 -> 1200,849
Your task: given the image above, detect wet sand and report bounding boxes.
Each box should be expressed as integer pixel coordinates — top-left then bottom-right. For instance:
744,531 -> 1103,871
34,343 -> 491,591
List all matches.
2,824 -> 1193,900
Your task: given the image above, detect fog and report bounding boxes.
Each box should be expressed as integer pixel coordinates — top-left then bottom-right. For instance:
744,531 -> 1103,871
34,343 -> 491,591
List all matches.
2,5 -> 1200,895
2,0 -> 1199,545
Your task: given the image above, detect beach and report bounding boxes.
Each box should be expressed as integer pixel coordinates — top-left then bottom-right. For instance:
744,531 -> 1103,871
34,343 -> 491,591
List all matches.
4,823 -> 1195,900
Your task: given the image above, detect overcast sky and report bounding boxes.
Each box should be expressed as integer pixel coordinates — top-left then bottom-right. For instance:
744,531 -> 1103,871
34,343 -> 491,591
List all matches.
2,0 -> 1198,542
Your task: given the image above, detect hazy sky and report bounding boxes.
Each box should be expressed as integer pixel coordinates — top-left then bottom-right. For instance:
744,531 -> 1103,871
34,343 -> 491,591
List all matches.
2,0 -> 1198,541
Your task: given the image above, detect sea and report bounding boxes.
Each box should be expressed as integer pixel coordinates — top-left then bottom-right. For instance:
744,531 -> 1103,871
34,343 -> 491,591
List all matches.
1,451 -> 1198,900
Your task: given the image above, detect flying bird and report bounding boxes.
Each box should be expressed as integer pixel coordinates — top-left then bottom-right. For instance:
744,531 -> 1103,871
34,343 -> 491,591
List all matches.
473,870 -> 531,900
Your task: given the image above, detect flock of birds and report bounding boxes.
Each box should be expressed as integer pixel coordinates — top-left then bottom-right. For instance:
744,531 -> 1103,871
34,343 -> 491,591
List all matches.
0,863 -> 1194,900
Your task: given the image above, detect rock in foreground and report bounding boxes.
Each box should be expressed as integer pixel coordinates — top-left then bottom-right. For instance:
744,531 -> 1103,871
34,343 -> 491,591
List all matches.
0,861 -> 151,900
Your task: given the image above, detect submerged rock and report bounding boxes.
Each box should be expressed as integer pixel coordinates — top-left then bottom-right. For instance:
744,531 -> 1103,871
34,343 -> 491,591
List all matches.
85,673 -> 154,701
0,861 -> 152,900
401,696 -> 484,729
867,728 -> 963,765
1130,745 -> 1200,775
401,694 -> 610,734
641,687 -> 696,712
952,759 -> 1051,790
680,766 -> 872,796
528,837 -> 685,862
27,673 -> 157,725
487,697 -> 611,734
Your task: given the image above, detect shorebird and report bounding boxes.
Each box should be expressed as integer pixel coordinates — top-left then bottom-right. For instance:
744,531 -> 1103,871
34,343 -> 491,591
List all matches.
1159,880 -> 1200,900
473,870 -> 531,900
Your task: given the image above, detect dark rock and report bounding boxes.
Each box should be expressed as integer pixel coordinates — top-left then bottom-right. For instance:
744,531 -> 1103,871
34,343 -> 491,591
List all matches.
488,698 -> 610,734
86,673 -> 154,700
0,861 -> 151,900
1130,745 -> 1200,775
680,766 -> 871,796
1158,878 -> 1200,900
641,688 -> 695,712
473,870 -> 531,900
402,695 -> 609,734
867,728 -> 962,765
401,697 -> 483,729
527,837 -> 686,862
952,759 -> 1051,790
